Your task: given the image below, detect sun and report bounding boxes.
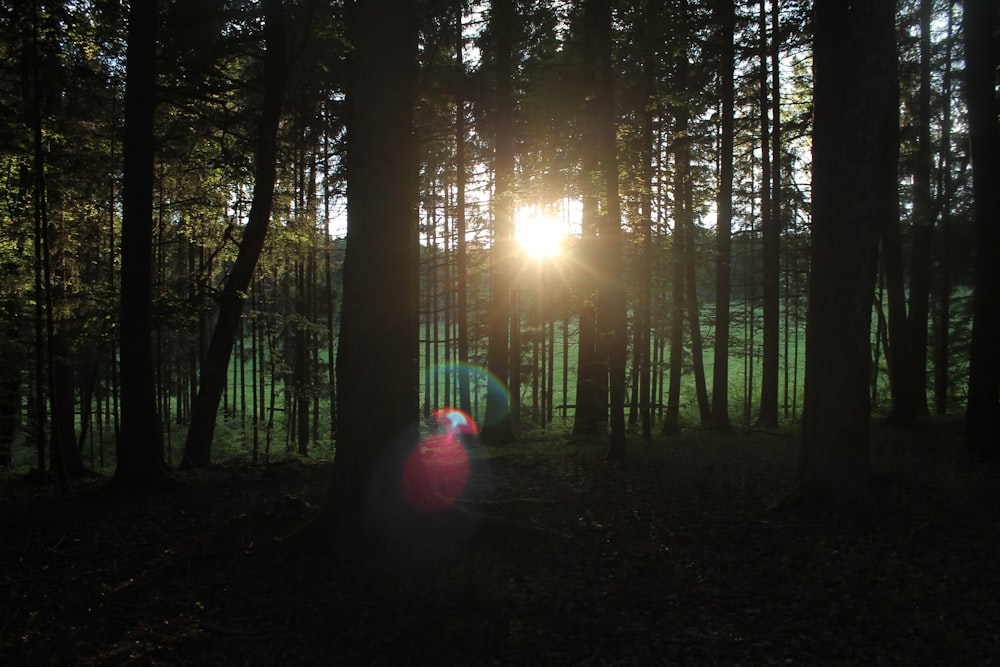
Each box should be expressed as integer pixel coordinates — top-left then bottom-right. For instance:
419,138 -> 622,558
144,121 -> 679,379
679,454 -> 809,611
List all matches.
515,206 -> 564,260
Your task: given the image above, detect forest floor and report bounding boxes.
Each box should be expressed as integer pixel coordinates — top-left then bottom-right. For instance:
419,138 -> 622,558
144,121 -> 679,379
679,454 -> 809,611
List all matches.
2,417 -> 999,666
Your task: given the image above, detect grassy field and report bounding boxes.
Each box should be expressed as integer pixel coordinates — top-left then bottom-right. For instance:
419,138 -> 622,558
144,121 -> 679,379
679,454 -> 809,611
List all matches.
8,300 -> 931,474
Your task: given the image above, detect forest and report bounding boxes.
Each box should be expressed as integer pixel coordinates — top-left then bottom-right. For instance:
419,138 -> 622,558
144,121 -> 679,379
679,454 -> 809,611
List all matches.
1,0 -> 999,664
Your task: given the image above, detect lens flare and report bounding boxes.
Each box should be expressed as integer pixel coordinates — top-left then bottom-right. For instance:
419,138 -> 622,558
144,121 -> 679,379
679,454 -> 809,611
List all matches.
401,408 -> 476,512
427,362 -> 509,430
433,407 -> 478,436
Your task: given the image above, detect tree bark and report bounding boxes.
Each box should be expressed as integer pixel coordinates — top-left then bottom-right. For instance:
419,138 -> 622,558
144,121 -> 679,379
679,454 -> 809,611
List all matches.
455,6 -> 472,418
573,0 -> 607,437
588,0 -> 627,463
684,175 -> 710,424
110,0 -> 171,493
933,1 -> 955,416
800,0 -> 897,503
711,0 -> 735,431
907,0 -> 933,417
758,0 -> 780,428
663,0 -> 690,436
637,0 -> 658,440
180,0 -> 287,468
963,0 -> 1000,460
322,0 -> 419,549
481,0 -> 517,445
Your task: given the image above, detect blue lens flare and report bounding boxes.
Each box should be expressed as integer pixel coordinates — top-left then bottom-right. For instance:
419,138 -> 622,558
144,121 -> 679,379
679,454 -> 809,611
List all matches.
426,362 -> 509,429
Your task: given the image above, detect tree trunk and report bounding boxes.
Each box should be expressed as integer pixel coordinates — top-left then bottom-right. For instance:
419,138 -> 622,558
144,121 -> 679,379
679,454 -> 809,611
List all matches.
0,298 -> 22,467
294,261 -> 309,456
481,0 -> 517,445
934,2 -> 955,417
180,0 -> 287,468
588,0 -> 627,463
110,0 -> 171,493
758,0 -> 780,428
637,0 -> 657,440
455,7 -> 472,418
51,331 -> 86,479
322,0 -> 419,549
880,208 -> 914,426
963,0 -> 1000,460
711,0 -> 735,431
684,177 -> 710,424
907,0 -> 934,417
663,0 -> 690,435
800,0 -> 897,503
573,0 -> 607,437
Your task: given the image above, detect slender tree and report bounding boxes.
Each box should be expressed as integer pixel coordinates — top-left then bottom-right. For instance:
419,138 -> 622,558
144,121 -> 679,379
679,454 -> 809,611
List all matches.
636,0 -> 658,440
588,0 -> 627,462
963,0 -> 1000,460
454,5 -> 472,418
481,0 -> 517,445
933,1 -> 955,416
758,0 -> 779,428
800,0 -> 898,502
711,0 -> 735,431
907,0 -> 934,417
573,0 -> 610,438
879,92 -> 914,427
181,0 -> 288,468
663,0 -> 693,435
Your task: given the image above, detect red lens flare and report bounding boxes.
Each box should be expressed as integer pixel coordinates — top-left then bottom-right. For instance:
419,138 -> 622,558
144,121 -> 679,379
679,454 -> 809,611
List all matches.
401,409 -> 476,512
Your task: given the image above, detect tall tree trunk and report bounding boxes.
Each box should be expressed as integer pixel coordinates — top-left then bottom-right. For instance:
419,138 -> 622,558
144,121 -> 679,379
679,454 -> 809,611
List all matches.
28,3 -> 48,485
758,0 -> 780,428
455,5 -> 472,418
0,298 -> 20,466
664,170 -> 685,434
684,175 -> 710,424
481,0 -> 517,445
637,0 -> 657,440
963,0 -> 1000,460
800,0 -> 897,503
907,0 -> 934,417
181,0 -> 287,468
711,0 -> 735,431
878,27 -> 913,427
663,0 -> 690,435
294,261 -> 309,456
111,0 -> 171,493
588,0 -> 627,462
322,0 -> 419,548
676,26 -> 709,424
934,1 -> 955,416
770,0 -> 783,419
51,332 -> 86,478
572,203 -> 604,433
573,0 -> 607,437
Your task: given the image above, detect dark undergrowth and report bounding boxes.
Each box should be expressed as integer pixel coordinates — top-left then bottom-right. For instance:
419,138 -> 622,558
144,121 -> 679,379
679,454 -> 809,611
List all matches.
2,417 -> 999,665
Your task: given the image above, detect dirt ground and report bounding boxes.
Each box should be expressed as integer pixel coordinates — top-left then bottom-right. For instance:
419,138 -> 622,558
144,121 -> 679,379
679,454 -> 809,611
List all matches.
2,424 -> 999,665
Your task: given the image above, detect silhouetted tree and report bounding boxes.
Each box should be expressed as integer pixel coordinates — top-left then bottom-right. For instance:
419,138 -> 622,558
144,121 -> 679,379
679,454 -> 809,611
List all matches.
800,0 -> 898,502
758,0 -> 779,428
481,0 -> 517,446
322,0 -> 420,547
110,0 -> 171,493
963,0 -> 1000,460
181,0 -> 288,468
586,0 -> 627,462
711,0 -> 735,431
